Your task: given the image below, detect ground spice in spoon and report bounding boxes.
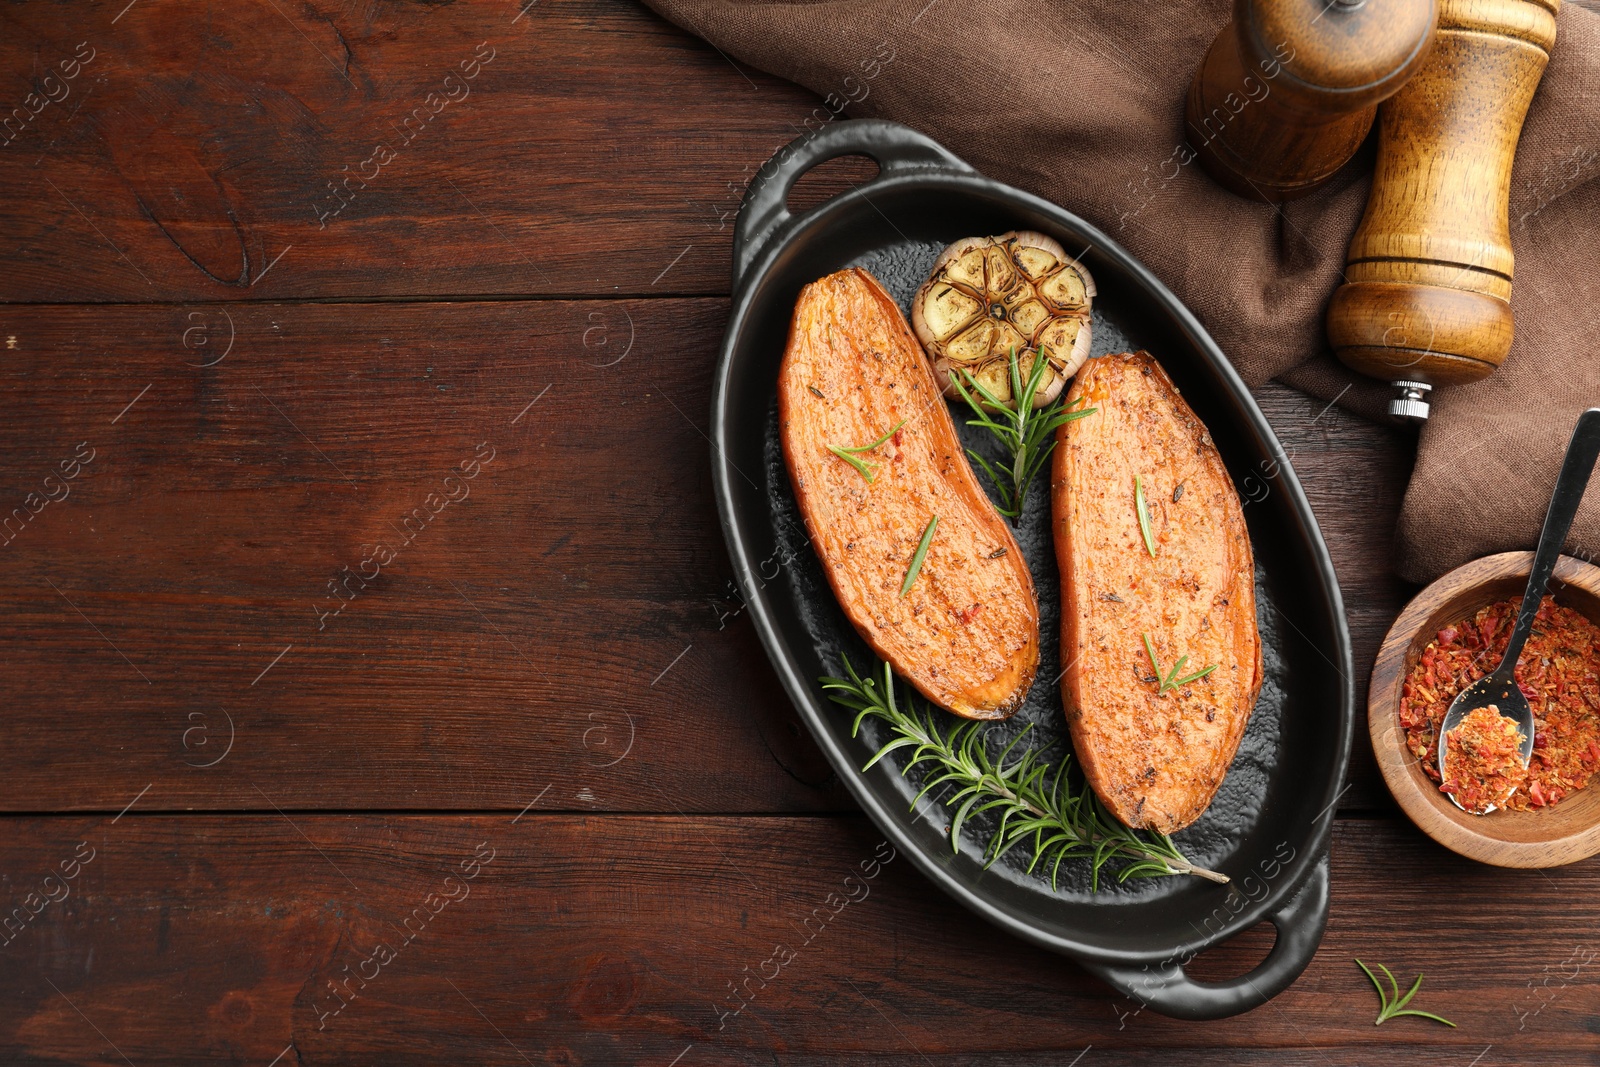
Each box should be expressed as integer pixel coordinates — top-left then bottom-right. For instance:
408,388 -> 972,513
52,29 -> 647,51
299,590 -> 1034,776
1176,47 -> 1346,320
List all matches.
1440,706 -> 1527,814
1399,596 -> 1600,812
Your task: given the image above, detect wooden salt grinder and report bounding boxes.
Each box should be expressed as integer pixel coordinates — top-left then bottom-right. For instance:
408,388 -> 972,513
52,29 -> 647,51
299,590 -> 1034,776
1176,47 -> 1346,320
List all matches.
1186,0 -> 1438,202
1328,0 -> 1561,420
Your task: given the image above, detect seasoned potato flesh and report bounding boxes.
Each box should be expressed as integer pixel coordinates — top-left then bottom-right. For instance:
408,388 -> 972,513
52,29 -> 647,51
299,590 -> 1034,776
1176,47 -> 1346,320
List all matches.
780,268 -> 1040,719
1052,350 -> 1262,832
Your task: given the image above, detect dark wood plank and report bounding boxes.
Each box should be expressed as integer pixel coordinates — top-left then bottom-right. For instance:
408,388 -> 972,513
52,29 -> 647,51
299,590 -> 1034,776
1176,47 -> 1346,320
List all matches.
0,298 -> 843,812
0,814 -> 1591,1064
1251,386 -> 1420,812
0,0 -> 854,302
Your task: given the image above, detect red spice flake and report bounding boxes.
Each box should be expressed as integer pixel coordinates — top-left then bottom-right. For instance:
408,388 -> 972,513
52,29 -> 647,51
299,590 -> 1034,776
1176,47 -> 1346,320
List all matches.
957,602 -> 983,625
1440,706 -> 1526,814
1398,596 -> 1600,813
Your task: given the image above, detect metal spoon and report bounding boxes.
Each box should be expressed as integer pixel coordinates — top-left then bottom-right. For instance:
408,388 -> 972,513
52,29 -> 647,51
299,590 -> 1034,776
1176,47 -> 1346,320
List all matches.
1437,407 -> 1600,813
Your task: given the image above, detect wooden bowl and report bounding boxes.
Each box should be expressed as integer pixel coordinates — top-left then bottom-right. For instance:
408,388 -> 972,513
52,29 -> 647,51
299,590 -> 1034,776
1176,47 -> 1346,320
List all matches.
1371,551 -> 1600,867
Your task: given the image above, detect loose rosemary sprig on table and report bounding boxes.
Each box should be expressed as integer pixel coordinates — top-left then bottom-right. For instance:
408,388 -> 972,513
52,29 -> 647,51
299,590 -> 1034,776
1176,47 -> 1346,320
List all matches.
821,656 -> 1228,891
951,346 -> 1096,519
1355,959 -> 1456,1027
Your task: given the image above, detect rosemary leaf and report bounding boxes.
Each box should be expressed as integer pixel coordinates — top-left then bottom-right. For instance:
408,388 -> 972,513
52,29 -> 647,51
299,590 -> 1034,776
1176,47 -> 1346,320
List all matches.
1142,632 -> 1219,695
827,446 -> 878,483
827,419 -> 907,483
1135,474 -> 1156,557
900,516 -> 938,597
1141,632 -> 1161,683
1356,959 -> 1456,1028
821,656 -> 1229,892
837,419 -> 906,454
966,449 -> 1008,494
1171,662 -> 1218,688
953,346 -> 1095,520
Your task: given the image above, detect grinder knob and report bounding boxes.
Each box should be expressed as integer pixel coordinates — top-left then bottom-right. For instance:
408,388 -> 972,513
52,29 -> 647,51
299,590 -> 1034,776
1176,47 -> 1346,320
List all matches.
1186,0 -> 1439,202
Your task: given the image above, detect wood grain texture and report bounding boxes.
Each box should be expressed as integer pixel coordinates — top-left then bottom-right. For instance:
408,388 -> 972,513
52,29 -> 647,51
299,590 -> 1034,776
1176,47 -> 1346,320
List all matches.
1370,550 -> 1600,866
1252,384 -> 1420,812
2,0 -> 1556,1057
0,298 -> 848,813
1186,0 -> 1438,202
0,0 -> 857,302
1329,0 -> 1560,385
0,815 -> 1594,1065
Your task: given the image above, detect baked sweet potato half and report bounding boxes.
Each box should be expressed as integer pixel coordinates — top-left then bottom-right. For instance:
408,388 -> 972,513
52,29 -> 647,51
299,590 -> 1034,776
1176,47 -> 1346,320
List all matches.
1052,350 -> 1262,832
779,268 -> 1038,719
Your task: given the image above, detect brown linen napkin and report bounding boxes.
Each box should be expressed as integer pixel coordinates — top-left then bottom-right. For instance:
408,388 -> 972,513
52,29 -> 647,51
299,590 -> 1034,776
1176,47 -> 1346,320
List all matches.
646,0 -> 1600,583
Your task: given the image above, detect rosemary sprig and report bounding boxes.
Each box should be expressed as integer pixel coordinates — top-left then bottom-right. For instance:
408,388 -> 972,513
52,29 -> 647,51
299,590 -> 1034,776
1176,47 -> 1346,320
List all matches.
1355,959 -> 1457,1027
951,346 -> 1095,519
1135,474 -> 1156,557
1142,632 -> 1217,695
900,515 -> 938,597
827,419 -> 906,483
821,656 -> 1229,891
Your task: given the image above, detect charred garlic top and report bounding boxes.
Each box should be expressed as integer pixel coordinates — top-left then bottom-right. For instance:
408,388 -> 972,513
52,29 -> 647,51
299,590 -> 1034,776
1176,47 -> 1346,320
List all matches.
911,231 -> 1095,408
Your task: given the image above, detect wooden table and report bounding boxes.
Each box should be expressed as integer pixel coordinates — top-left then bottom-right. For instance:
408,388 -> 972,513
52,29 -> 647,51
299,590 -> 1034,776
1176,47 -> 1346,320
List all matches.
1,2 -> 1595,1063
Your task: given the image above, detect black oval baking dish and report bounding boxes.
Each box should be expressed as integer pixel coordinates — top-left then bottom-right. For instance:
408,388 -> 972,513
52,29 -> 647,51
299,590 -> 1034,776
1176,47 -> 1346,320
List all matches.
710,119 -> 1353,1020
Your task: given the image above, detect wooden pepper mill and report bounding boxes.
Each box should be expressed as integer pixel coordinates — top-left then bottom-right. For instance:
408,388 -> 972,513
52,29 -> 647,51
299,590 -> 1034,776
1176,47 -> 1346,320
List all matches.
1186,0 -> 1438,202
1328,0 -> 1561,420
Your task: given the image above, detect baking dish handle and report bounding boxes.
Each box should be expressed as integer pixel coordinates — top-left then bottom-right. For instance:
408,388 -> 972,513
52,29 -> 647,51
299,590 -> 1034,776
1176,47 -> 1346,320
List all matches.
1080,854 -> 1331,1021
731,119 -> 976,294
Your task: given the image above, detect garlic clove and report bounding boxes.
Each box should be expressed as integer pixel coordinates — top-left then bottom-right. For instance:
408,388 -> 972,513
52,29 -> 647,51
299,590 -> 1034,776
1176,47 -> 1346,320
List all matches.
1013,243 -> 1061,281
994,320 -> 1029,356
946,320 -> 999,364
1037,316 -> 1092,382
1039,268 -> 1091,312
985,244 -> 1018,294
1009,298 -> 1050,337
971,355 -> 1014,400
944,244 -> 988,289
921,284 -> 982,341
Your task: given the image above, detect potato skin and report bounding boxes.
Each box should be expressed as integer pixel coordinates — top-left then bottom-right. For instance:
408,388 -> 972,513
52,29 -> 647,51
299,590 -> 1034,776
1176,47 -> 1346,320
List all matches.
779,268 -> 1038,719
1052,351 -> 1262,832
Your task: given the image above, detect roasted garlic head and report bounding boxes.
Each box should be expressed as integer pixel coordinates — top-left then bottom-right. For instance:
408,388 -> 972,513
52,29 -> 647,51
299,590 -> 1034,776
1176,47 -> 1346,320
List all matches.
911,231 -> 1095,408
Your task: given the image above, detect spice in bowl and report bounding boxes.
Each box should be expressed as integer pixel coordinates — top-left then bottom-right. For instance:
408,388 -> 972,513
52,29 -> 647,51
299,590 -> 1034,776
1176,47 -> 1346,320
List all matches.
1440,706 -> 1527,814
1399,595 -> 1600,812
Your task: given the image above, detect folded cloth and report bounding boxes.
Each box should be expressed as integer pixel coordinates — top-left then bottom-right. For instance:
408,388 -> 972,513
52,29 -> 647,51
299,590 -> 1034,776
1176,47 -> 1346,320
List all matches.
646,0 -> 1600,583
